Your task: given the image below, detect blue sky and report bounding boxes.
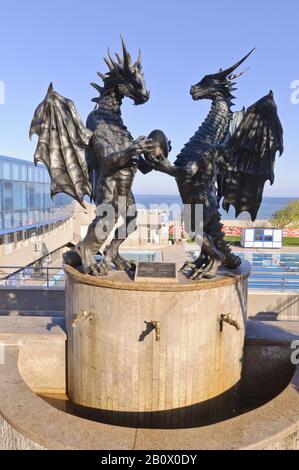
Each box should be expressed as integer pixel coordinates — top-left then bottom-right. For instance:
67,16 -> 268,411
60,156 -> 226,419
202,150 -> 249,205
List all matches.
0,0 -> 298,196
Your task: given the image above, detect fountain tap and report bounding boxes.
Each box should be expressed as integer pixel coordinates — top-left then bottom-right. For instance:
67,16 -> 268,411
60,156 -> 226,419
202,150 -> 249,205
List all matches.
219,313 -> 240,332
72,310 -> 94,328
150,321 -> 161,341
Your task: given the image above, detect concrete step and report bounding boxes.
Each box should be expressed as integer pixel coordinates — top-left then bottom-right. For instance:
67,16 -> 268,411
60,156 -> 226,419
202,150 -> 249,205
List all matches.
0,316 -> 66,394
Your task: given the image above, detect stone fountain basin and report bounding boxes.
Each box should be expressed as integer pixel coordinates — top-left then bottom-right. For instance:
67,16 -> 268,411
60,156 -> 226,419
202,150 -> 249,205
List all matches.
0,316 -> 299,450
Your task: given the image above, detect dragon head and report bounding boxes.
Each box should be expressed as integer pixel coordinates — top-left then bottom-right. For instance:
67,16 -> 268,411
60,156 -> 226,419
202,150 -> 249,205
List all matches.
190,49 -> 255,102
91,36 -> 150,106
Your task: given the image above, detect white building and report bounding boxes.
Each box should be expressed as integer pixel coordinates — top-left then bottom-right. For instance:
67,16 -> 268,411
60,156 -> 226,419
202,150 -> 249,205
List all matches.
241,227 -> 283,249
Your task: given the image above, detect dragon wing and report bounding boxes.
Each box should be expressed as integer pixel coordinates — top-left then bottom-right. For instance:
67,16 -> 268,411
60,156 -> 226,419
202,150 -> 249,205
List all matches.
217,108 -> 245,203
29,84 -> 93,206
222,91 -> 284,221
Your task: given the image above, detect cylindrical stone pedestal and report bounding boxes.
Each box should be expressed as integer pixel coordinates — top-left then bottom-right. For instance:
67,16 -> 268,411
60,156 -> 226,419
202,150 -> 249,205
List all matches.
64,261 -> 250,428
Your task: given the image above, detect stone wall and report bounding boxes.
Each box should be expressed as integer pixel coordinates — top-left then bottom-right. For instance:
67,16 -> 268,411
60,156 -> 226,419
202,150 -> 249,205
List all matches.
248,291 -> 299,320
0,288 -> 64,316
0,416 -> 44,450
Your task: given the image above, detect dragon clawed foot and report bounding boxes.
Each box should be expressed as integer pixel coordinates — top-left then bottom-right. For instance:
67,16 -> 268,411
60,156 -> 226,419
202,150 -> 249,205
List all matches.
180,254 -> 222,280
64,246 -> 114,277
89,260 -> 111,277
108,254 -> 136,272
180,260 -> 198,275
77,258 -> 111,277
85,256 -> 137,277
189,258 -> 222,280
180,253 -> 209,275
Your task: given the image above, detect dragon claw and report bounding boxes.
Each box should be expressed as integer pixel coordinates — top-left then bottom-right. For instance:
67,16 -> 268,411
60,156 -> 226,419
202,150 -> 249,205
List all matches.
190,259 -> 222,280
181,253 -> 222,281
113,256 -> 136,272
179,261 -> 196,274
89,260 -> 111,277
113,256 -> 131,271
90,265 -> 102,276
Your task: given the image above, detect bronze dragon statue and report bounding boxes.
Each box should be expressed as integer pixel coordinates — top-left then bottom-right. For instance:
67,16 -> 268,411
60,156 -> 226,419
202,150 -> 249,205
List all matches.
30,38 -> 160,276
149,49 -> 284,279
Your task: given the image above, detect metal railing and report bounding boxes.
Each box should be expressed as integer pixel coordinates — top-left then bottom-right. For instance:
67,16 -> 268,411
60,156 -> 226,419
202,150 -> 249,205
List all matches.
0,266 -> 64,288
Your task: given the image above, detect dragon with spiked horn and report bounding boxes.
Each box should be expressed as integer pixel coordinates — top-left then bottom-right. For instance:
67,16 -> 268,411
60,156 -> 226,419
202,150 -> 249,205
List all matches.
30,37 -> 165,276
149,49 -> 284,279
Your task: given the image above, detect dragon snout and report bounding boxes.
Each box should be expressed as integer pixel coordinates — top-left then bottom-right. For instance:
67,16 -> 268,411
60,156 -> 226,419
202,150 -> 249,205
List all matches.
134,90 -> 150,105
190,85 -> 205,100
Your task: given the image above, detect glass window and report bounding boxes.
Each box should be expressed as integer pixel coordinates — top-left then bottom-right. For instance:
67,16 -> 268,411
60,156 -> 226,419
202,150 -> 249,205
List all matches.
43,189 -> 52,209
0,181 -> 2,212
13,212 -> 21,227
21,165 -> 27,181
21,183 -> 27,210
254,229 -> 264,241
36,183 -> 43,209
22,211 -> 29,226
3,181 -> 13,210
0,156 -> 72,233
4,213 -> 13,229
28,211 -> 35,225
3,162 -> 11,180
13,164 -> 20,181
28,166 -> 35,181
44,208 -> 50,220
34,210 -> 40,224
29,183 -> 35,210
13,182 -> 22,210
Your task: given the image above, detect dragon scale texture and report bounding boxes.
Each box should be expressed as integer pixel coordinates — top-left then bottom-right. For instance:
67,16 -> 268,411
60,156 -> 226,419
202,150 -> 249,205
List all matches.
30,38 -> 158,276
152,49 -> 283,279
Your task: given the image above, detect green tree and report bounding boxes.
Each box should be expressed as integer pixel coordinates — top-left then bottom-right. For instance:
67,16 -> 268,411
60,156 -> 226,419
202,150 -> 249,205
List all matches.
271,200 -> 299,229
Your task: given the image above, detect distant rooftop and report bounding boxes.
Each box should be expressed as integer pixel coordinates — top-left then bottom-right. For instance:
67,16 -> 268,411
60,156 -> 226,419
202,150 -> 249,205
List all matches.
0,155 -> 37,167
0,155 -> 46,168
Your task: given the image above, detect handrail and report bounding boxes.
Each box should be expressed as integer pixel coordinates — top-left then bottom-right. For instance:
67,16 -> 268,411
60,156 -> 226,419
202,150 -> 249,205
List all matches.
0,266 -> 64,289
0,266 -> 62,270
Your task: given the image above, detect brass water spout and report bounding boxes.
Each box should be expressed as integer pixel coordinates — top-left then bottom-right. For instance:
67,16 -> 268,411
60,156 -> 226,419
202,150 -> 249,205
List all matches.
150,321 -> 161,341
219,313 -> 240,332
72,310 -> 94,328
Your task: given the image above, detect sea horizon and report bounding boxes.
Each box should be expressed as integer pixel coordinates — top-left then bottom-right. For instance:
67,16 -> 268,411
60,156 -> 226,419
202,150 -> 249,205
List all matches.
134,195 -> 299,221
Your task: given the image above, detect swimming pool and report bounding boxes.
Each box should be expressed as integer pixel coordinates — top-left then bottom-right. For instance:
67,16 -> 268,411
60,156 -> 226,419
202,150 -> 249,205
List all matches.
19,250 -> 299,292
237,252 -> 299,291
110,250 -> 162,263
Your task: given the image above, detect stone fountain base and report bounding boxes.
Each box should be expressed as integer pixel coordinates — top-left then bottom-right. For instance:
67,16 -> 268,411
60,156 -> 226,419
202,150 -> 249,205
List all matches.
0,315 -> 299,449
64,261 -> 250,427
